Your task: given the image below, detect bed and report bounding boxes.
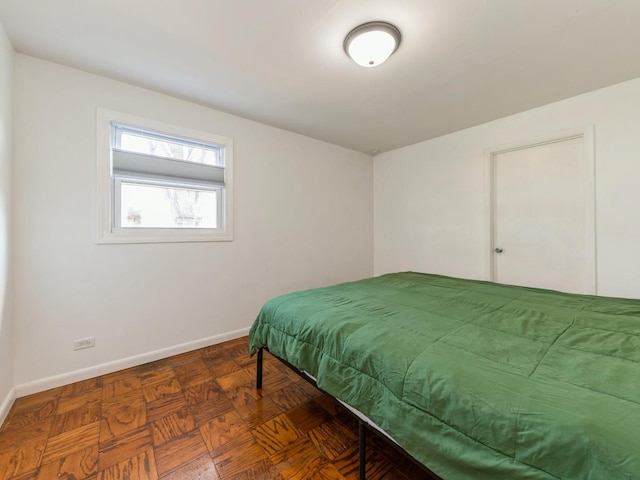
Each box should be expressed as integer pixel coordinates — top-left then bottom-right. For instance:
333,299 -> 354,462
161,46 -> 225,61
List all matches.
249,272 -> 640,479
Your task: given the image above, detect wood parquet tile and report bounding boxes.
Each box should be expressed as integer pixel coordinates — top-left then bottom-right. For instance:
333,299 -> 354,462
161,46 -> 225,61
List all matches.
41,421 -> 100,464
98,427 -> 153,471
252,414 -> 302,455
146,395 -> 188,424
100,394 -> 147,442
0,337 -> 437,480
56,388 -> 102,415
199,410 -> 250,452
154,430 -> 208,476
149,409 -> 196,446
97,450 -> 157,480
49,401 -> 101,436
36,445 -> 98,480
183,380 -> 224,407
307,418 -> 356,461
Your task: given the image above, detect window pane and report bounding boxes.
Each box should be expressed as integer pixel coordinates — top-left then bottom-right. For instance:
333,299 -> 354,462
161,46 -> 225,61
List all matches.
117,128 -> 221,166
120,182 -> 218,229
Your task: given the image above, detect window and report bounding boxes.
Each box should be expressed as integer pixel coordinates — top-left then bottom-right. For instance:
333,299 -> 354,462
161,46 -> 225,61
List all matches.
97,109 -> 233,243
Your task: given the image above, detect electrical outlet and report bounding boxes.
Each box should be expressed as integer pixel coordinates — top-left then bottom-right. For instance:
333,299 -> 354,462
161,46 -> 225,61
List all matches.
73,337 -> 95,351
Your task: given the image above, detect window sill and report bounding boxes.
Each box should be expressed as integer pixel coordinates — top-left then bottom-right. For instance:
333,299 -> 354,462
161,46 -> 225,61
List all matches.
97,229 -> 233,244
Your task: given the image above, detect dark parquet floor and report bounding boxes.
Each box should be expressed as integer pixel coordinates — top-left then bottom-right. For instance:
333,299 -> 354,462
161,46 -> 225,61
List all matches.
0,337 -> 437,480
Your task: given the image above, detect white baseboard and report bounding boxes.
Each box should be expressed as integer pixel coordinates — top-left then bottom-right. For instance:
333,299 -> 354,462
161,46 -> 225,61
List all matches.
15,327 -> 251,398
0,386 -> 16,427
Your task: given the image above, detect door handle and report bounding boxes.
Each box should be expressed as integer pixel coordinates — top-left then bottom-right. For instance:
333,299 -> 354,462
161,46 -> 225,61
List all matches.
494,247 -> 504,254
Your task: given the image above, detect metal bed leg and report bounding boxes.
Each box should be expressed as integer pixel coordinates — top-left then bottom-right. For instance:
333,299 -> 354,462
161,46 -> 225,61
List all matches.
257,350 -> 440,480
256,347 -> 263,389
359,421 -> 366,480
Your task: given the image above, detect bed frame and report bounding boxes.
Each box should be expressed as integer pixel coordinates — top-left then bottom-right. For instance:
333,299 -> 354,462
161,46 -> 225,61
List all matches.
255,347 -> 441,480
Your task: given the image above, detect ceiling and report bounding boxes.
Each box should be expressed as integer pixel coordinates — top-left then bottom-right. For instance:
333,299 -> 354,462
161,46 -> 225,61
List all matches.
2,0 -> 640,154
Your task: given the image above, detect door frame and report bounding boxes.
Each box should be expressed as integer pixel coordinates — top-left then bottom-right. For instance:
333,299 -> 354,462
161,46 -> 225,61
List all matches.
483,126 -> 596,294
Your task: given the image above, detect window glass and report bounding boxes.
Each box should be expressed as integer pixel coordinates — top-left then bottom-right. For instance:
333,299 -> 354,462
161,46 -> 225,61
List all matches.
115,126 -> 222,166
120,182 -> 218,229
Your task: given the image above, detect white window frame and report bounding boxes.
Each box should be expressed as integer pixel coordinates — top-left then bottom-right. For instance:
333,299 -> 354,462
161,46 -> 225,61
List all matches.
97,108 -> 234,244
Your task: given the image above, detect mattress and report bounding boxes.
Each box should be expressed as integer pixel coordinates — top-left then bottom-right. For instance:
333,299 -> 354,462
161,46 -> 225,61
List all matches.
249,272 -> 640,479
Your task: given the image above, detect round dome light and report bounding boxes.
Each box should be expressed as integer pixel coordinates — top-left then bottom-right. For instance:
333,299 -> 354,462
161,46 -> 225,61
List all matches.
344,21 -> 401,68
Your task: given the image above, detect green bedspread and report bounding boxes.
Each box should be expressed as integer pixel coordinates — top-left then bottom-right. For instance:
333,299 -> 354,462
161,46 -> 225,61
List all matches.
249,272 -> 640,479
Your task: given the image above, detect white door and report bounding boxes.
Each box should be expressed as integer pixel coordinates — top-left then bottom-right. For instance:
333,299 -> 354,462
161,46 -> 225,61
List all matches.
491,134 -> 595,294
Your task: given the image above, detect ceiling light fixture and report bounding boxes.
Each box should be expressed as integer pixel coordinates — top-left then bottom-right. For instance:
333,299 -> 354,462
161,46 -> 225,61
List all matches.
344,21 -> 401,68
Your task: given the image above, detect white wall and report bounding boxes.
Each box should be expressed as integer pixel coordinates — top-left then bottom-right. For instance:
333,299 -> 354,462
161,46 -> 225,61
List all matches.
0,23 -> 14,420
13,55 -> 373,392
374,77 -> 640,299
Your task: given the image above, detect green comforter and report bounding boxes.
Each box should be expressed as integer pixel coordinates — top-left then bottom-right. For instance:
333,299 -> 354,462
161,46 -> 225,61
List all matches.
249,272 -> 640,479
